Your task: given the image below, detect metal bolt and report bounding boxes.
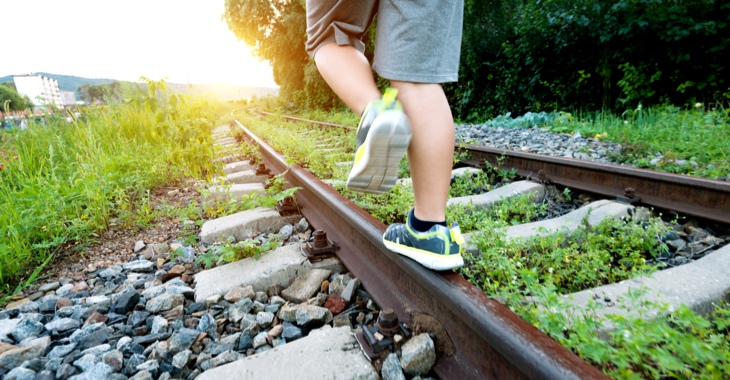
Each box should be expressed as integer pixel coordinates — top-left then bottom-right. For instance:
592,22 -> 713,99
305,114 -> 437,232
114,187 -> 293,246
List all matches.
538,170 -> 547,181
376,308 -> 400,337
312,230 -> 328,249
478,158 -> 486,168
281,196 -> 294,207
624,187 -> 636,198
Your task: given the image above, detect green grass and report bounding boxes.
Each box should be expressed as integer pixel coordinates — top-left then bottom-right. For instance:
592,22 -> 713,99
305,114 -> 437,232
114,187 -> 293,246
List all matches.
0,81 -> 227,297
543,105 -> 730,179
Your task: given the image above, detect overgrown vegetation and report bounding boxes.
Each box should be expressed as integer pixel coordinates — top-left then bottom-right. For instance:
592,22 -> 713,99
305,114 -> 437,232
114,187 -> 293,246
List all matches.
0,79 -> 226,296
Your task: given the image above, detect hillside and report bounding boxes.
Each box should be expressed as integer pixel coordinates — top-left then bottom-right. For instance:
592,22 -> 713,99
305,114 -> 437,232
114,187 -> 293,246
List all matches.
0,72 -> 115,92
0,72 -> 277,100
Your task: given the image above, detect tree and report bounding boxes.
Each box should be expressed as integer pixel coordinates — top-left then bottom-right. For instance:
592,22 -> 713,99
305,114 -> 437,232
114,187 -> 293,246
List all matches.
224,0 -> 309,101
0,83 -> 32,111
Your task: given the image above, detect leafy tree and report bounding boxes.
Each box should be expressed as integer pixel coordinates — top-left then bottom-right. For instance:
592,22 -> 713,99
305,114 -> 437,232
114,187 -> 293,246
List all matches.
78,82 -> 123,104
0,83 -> 33,111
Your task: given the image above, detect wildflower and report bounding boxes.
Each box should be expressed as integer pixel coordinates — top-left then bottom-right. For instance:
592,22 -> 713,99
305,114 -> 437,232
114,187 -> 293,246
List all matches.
695,102 -> 703,108
550,308 -> 557,314
623,330 -> 631,339
548,267 -> 554,274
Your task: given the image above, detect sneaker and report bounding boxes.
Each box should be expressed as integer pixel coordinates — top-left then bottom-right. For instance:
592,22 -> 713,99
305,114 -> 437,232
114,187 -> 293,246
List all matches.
346,88 -> 412,194
382,208 -> 465,271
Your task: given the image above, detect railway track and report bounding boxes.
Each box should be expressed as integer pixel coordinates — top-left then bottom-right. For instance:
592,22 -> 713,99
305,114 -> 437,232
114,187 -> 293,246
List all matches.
6,114 -> 723,379
233,119 -> 608,379
234,112 -> 730,378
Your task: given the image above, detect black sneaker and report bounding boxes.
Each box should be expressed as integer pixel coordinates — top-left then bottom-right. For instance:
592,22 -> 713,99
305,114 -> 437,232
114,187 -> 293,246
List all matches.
383,208 -> 465,271
346,88 -> 412,194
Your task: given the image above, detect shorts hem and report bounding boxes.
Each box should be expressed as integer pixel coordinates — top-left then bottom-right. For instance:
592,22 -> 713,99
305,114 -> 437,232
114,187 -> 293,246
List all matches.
374,67 -> 458,84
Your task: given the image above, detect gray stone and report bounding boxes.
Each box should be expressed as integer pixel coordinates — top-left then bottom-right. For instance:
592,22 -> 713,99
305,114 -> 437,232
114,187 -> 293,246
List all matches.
102,349 -> 124,372
39,282 -> 61,292
56,284 -> 74,297
45,318 -> 80,332
281,322 -> 303,342
55,363 -> 78,380
11,319 -> 45,342
168,328 -> 200,354
68,363 -> 113,380
278,225 -> 293,241
328,274 -> 350,295
256,312 -> 274,329
277,303 -> 306,323
130,371 -> 153,380
295,218 -> 309,233
194,244 -> 342,303
35,370 -> 55,380
80,343 -> 111,358
400,333 -> 436,376
99,266 -> 123,280
252,332 -> 268,349
44,357 -> 63,371
111,290 -> 141,314
47,343 -> 77,359
228,298 -> 253,323
136,360 -> 159,375
295,305 -> 331,327
341,278 -> 361,302
3,367 -> 36,380
0,345 -> 44,369
73,353 -> 99,372
282,268 -> 332,303
209,350 -> 238,368
165,285 -> 195,297
123,260 -> 155,273
150,316 -> 168,334
18,335 -> 50,351
145,293 -> 185,313
195,326 -> 377,380
382,353 -> 406,380
171,349 -> 191,368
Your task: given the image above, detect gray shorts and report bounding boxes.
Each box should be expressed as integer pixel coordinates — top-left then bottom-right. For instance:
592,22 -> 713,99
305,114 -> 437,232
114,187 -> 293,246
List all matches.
306,0 -> 463,84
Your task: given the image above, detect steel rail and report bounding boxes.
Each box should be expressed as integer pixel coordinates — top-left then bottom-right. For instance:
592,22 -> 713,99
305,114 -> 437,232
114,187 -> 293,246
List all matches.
463,145 -> 730,224
253,110 -> 730,224
234,120 -> 607,380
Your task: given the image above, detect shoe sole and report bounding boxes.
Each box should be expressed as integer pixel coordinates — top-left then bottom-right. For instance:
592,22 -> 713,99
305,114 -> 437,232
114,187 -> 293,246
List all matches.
382,238 -> 465,271
346,111 -> 411,194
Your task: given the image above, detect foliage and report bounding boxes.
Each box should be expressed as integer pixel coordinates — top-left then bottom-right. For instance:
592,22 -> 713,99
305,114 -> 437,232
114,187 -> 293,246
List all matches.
515,286 -> 730,379
224,0 -> 311,102
77,82 -> 124,104
0,78 -> 225,293
446,0 -> 730,121
461,212 -> 667,297
0,84 -> 33,111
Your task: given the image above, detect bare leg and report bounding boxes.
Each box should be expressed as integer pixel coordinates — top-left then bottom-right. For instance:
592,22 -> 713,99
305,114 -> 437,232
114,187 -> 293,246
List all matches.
313,43 -> 381,115
390,82 -> 453,222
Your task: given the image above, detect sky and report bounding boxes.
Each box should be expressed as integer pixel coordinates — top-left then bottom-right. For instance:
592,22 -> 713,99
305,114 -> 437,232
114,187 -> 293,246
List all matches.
1,0 -> 278,87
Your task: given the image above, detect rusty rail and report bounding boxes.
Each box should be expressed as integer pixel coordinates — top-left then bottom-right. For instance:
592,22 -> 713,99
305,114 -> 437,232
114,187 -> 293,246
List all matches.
463,145 -> 730,224
234,119 -> 607,380
254,110 -> 730,224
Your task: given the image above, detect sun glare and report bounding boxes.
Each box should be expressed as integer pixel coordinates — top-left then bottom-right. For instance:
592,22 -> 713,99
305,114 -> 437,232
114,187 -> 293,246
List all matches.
1,0 -> 277,88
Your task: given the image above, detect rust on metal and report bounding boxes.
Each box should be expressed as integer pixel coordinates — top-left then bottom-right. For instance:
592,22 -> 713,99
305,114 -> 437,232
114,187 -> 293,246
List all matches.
234,119 -> 608,380
303,230 -> 339,262
255,163 -> 271,176
464,145 -> 730,224
276,196 -> 300,216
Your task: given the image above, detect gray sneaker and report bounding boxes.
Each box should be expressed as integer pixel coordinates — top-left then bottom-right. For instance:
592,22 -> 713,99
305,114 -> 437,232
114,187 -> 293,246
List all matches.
346,88 -> 411,194
382,208 -> 465,271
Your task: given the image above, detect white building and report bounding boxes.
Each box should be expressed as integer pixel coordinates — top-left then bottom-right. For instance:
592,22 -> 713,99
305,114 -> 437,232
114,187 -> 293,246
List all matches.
12,73 -> 63,108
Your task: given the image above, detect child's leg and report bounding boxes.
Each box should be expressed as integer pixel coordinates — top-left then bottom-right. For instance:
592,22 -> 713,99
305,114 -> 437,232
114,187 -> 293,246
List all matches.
313,43 -> 381,116
390,82 -> 454,223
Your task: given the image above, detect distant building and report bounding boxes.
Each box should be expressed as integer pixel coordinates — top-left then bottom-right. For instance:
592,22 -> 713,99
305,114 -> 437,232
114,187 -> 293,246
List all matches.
12,73 -> 63,108
61,91 -> 76,107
